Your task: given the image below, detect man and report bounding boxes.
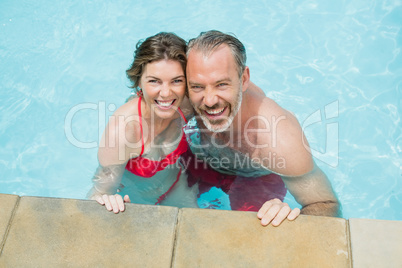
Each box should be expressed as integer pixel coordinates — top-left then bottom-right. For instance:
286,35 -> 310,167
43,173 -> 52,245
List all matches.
184,30 -> 341,226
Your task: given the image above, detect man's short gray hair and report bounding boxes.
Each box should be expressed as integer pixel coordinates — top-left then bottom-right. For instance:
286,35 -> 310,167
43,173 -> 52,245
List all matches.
187,30 -> 247,77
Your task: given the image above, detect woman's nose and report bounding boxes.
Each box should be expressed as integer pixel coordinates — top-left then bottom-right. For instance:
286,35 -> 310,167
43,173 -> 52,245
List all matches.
159,82 -> 171,97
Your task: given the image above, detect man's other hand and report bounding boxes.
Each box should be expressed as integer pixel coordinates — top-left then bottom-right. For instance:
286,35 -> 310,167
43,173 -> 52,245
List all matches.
257,198 -> 300,226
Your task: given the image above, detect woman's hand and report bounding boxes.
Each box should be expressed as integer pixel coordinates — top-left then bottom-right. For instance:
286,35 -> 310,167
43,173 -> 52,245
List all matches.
95,194 -> 131,213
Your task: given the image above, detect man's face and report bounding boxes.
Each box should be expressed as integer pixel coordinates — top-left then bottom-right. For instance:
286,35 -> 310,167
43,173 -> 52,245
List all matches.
186,45 -> 247,133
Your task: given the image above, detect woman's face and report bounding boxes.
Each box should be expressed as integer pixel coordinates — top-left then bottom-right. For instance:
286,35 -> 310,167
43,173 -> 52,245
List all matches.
139,59 -> 186,119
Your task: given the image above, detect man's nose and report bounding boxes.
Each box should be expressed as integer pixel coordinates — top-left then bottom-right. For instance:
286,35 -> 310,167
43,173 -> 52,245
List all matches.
203,88 -> 218,107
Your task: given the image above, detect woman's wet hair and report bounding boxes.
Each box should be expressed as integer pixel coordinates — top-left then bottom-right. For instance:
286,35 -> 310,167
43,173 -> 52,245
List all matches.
126,32 -> 187,92
187,30 -> 247,78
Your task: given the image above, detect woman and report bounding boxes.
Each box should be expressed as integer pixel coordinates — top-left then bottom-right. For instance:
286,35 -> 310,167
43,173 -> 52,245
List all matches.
87,32 -> 196,212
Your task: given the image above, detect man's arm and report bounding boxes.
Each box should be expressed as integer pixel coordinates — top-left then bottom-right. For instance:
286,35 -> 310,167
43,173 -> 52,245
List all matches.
254,96 -> 340,225
257,164 -> 340,227
281,163 -> 341,217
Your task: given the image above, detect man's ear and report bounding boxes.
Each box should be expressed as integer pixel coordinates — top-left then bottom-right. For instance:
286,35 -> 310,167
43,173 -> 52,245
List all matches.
241,66 -> 250,92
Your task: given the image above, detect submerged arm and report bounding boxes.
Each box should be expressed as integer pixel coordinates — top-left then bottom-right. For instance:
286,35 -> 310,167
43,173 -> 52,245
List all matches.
87,164 -> 126,199
281,163 -> 341,217
87,163 -> 131,213
256,99 -> 340,223
87,100 -> 141,212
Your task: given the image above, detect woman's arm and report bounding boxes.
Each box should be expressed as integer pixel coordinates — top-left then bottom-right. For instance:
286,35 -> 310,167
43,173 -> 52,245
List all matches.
87,163 -> 131,213
87,164 -> 126,198
87,99 -> 141,213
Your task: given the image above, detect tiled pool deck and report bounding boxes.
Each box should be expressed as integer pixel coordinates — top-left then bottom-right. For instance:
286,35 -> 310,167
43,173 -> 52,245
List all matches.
0,194 -> 401,267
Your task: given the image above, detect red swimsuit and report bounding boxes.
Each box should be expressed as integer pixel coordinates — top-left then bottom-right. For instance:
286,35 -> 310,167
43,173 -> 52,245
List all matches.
125,97 -> 188,204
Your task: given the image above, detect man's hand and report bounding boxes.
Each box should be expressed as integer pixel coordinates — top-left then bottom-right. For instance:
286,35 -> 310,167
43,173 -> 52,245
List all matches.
257,198 -> 300,226
95,194 -> 131,214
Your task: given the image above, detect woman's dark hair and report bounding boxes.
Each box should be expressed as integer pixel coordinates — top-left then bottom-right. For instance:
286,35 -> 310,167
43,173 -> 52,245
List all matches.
126,32 -> 187,92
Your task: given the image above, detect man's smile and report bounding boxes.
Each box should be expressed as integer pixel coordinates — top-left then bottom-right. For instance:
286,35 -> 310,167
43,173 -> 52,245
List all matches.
203,106 -> 227,119
204,106 -> 226,115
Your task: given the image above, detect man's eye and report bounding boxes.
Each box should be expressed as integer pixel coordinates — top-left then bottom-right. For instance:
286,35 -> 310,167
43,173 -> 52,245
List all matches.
217,83 -> 227,87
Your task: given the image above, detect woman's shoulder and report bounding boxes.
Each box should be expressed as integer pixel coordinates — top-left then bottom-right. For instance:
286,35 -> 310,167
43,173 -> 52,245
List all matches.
116,97 -> 142,139
115,96 -> 140,117
98,97 -> 142,164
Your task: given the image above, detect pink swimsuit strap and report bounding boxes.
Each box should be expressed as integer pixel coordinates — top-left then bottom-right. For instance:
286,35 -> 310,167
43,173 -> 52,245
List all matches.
137,96 -> 187,157
138,96 -> 145,156
125,96 -> 188,205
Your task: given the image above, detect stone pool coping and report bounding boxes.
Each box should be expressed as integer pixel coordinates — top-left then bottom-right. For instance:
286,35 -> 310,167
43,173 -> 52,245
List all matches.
0,193 -> 400,267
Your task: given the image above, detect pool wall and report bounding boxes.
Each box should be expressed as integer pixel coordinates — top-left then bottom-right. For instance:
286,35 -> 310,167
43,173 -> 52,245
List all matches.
0,193 -> 400,267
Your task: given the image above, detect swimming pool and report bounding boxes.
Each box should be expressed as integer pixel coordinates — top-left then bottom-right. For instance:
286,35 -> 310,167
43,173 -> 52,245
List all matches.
0,0 -> 401,221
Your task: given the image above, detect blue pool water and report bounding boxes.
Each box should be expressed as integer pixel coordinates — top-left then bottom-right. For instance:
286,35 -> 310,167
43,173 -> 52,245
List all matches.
0,0 -> 401,221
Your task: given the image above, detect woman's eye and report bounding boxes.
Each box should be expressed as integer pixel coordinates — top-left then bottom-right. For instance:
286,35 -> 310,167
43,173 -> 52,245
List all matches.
173,79 -> 183,83
149,79 -> 158,83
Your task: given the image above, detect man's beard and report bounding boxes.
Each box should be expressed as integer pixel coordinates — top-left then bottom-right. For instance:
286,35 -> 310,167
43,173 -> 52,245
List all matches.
192,87 -> 243,133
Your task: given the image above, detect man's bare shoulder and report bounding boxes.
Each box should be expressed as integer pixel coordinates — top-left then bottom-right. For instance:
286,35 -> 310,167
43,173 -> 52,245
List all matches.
259,97 -> 286,115
247,82 -> 266,97
252,96 -> 314,176
245,93 -> 290,121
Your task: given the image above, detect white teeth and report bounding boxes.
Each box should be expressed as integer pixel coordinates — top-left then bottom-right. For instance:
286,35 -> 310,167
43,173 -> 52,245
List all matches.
206,107 -> 225,115
156,100 -> 174,107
